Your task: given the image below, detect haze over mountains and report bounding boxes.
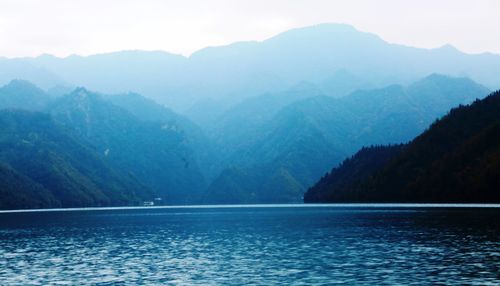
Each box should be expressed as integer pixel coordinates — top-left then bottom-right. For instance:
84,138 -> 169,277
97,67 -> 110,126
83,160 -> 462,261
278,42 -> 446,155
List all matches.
0,23 -> 498,209
1,24 -> 500,113
204,74 -> 490,203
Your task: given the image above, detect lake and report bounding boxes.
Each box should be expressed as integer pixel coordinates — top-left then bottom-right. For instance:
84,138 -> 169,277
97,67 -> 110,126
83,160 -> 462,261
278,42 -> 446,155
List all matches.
0,204 -> 499,285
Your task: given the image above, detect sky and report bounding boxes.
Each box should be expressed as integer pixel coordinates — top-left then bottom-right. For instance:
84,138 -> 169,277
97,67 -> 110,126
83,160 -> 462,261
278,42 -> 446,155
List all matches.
0,0 -> 498,58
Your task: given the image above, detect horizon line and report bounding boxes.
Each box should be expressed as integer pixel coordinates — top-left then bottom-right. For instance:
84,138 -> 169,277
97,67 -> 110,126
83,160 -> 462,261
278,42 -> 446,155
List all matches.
1,23 -> 498,60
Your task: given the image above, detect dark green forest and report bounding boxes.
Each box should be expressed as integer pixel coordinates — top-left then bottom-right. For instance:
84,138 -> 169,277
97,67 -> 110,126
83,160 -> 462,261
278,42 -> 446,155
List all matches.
305,90 -> 500,203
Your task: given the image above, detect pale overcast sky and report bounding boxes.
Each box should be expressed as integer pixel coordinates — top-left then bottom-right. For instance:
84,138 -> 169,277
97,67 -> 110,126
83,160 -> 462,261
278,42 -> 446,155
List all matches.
0,0 -> 498,58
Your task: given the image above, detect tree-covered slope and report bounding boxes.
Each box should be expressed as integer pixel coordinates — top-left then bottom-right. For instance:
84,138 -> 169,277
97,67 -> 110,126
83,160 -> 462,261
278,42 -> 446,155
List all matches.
105,92 -> 218,178
0,110 -> 152,209
0,163 -> 58,210
0,79 -> 51,111
305,90 -> 500,203
205,75 -> 490,204
48,88 -> 207,203
304,145 -> 404,202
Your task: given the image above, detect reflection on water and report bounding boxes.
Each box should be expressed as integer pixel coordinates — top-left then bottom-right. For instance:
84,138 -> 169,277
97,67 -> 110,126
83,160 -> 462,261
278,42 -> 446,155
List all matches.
0,205 -> 499,285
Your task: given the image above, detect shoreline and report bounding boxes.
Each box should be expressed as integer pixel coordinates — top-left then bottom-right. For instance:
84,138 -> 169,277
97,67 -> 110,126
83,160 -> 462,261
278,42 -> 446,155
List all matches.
1,203 -> 500,214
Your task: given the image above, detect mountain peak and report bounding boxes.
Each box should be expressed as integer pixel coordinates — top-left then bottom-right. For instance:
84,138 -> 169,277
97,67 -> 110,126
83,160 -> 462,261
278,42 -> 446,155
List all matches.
35,53 -> 58,60
406,74 -> 490,107
69,87 -> 102,100
436,44 -> 461,53
73,87 -> 90,95
267,23 -> 383,44
413,73 -> 482,88
57,88 -> 106,109
1,80 -> 48,99
0,80 -> 51,111
420,73 -> 455,82
282,23 -> 359,35
4,79 -> 41,90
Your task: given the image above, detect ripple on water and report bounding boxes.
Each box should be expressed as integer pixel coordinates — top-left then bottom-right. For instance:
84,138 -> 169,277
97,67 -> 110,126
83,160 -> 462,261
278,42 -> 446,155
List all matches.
0,206 -> 499,285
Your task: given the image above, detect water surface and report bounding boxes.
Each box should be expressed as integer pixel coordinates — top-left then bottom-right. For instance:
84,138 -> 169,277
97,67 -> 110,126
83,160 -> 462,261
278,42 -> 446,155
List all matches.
1,204 -> 499,285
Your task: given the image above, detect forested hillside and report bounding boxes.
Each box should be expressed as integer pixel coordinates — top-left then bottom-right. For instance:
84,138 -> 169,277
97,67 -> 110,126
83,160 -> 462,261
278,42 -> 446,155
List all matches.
205,75 -> 490,203
0,110 -> 152,209
305,90 -> 500,203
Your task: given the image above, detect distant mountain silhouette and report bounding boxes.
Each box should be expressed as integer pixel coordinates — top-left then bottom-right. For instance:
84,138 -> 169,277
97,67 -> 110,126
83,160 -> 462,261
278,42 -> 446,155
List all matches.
1,23 -> 499,112
305,90 -> 500,203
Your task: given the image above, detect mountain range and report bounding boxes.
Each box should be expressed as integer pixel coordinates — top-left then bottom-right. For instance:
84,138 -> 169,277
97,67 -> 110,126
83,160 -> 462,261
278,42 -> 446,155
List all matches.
0,81 -> 208,208
203,74 -> 489,203
0,109 -> 151,209
0,23 -> 498,209
305,90 -> 500,203
0,75 -> 492,208
1,23 -> 500,115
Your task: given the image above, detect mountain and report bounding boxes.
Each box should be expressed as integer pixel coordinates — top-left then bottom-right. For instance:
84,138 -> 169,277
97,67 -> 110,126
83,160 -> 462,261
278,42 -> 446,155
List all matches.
0,80 -> 216,208
305,90 -> 500,203
18,51 -> 193,110
0,162 -> 56,210
0,110 -> 152,209
48,88 -> 207,203
204,75 -> 490,203
204,165 -> 304,204
209,81 -> 324,157
0,79 -> 51,111
0,75 -> 489,207
303,145 -> 404,203
2,24 -> 500,112
0,57 -> 67,90
318,69 -> 374,98
104,92 -> 218,178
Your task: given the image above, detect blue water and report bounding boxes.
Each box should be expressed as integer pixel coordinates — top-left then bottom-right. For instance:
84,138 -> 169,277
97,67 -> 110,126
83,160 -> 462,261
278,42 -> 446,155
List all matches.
0,205 -> 499,285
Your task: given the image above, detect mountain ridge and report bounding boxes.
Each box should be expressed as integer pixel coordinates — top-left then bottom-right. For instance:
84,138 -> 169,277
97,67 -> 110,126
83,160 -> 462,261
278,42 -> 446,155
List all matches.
1,23 -> 499,112
305,90 -> 500,203
203,74 -> 490,203
0,109 -> 153,209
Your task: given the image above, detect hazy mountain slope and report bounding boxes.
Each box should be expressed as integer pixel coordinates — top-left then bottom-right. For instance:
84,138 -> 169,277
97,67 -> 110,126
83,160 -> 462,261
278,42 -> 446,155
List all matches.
205,75 -> 490,203
48,89 -> 207,203
183,98 -> 228,129
0,80 -> 51,111
105,92 -> 218,178
0,57 -> 67,89
318,69 -> 374,98
305,90 -> 500,203
210,82 -> 324,157
223,75 -> 489,170
0,110 -> 152,209
27,51 -> 189,103
2,23 -> 499,112
335,74 -> 491,147
204,165 -> 304,204
181,24 -> 500,103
